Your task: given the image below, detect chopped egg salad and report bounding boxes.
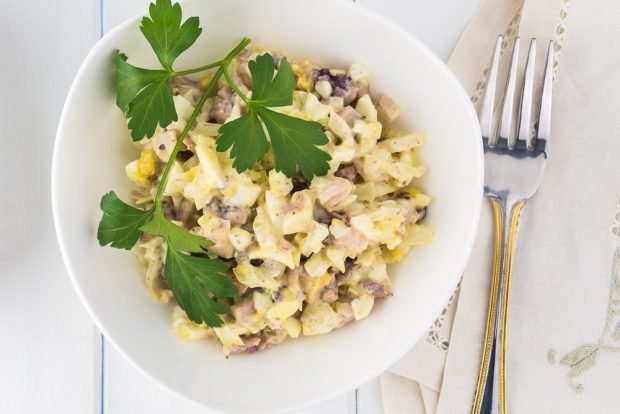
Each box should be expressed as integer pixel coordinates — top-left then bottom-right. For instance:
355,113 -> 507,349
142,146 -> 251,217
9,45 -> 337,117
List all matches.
130,49 -> 433,355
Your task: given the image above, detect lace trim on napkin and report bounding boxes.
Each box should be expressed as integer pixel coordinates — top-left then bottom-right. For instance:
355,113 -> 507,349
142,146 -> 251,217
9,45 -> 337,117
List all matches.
426,283 -> 461,351
552,0 -> 571,80
550,195 -> 620,393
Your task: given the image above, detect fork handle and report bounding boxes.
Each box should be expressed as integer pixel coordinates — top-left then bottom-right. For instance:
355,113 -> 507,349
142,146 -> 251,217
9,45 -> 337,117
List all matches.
471,198 -> 525,414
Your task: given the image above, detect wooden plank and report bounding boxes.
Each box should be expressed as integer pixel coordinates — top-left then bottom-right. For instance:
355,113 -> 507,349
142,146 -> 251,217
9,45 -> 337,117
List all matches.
103,0 -> 151,31
0,0 -> 100,413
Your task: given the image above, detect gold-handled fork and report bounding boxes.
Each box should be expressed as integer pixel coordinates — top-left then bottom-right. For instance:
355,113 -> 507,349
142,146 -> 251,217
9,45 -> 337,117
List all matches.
471,36 -> 554,414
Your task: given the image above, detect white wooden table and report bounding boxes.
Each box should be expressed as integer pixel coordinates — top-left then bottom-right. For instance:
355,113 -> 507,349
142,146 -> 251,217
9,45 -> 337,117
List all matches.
0,0 -> 478,412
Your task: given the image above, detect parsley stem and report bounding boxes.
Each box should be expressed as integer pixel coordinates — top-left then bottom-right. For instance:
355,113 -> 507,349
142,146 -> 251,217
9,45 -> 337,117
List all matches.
224,37 -> 252,63
153,37 -> 252,205
174,60 -> 224,76
154,69 -> 222,205
223,67 -> 250,104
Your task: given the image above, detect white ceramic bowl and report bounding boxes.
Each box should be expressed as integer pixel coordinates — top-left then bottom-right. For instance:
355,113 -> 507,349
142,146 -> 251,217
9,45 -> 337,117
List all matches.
52,1 -> 482,412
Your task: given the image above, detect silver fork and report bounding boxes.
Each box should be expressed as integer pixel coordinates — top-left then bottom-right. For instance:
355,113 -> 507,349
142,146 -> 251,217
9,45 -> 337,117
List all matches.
471,36 -> 554,414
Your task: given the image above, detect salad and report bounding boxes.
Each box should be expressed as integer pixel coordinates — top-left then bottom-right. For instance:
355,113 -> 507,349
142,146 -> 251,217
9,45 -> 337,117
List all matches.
130,51 -> 432,354
97,0 -> 432,355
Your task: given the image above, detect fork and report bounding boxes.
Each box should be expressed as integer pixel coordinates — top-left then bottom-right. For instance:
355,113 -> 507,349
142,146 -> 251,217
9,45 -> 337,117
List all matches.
471,36 -> 554,414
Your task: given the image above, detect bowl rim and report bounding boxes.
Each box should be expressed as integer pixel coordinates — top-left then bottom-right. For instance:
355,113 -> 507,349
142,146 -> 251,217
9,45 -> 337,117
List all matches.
51,0 -> 483,412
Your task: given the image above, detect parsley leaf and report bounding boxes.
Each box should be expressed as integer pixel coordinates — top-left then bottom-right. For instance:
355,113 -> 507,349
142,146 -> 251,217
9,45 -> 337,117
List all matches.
97,192 -> 153,250
216,107 -> 269,172
217,53 -> 331,179
257,107 -> 331,180
140,209 -> 212,252
115,52 -> 169,116
164,248 -> 236,327
249,54 -> 296,107
126,77 -> 177,141
140,208 -> 235,326
139,0 -> 202,72
116,0 -> 203,141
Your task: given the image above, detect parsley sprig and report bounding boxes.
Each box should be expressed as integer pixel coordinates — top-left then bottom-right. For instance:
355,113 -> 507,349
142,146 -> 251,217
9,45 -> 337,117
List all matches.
98,0 -> 332,327
218,54 -> 331,180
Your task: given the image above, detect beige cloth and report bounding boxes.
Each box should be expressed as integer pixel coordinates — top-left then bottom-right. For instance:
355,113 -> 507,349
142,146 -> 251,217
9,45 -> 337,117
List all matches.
382,0 -> 620,412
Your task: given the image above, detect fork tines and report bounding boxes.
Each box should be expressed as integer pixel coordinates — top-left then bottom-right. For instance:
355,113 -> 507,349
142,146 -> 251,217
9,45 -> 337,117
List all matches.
480,35 -> 554,154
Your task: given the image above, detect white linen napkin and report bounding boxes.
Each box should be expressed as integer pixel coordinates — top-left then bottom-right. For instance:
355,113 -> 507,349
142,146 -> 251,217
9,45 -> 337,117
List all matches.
382,0 -> 620,412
